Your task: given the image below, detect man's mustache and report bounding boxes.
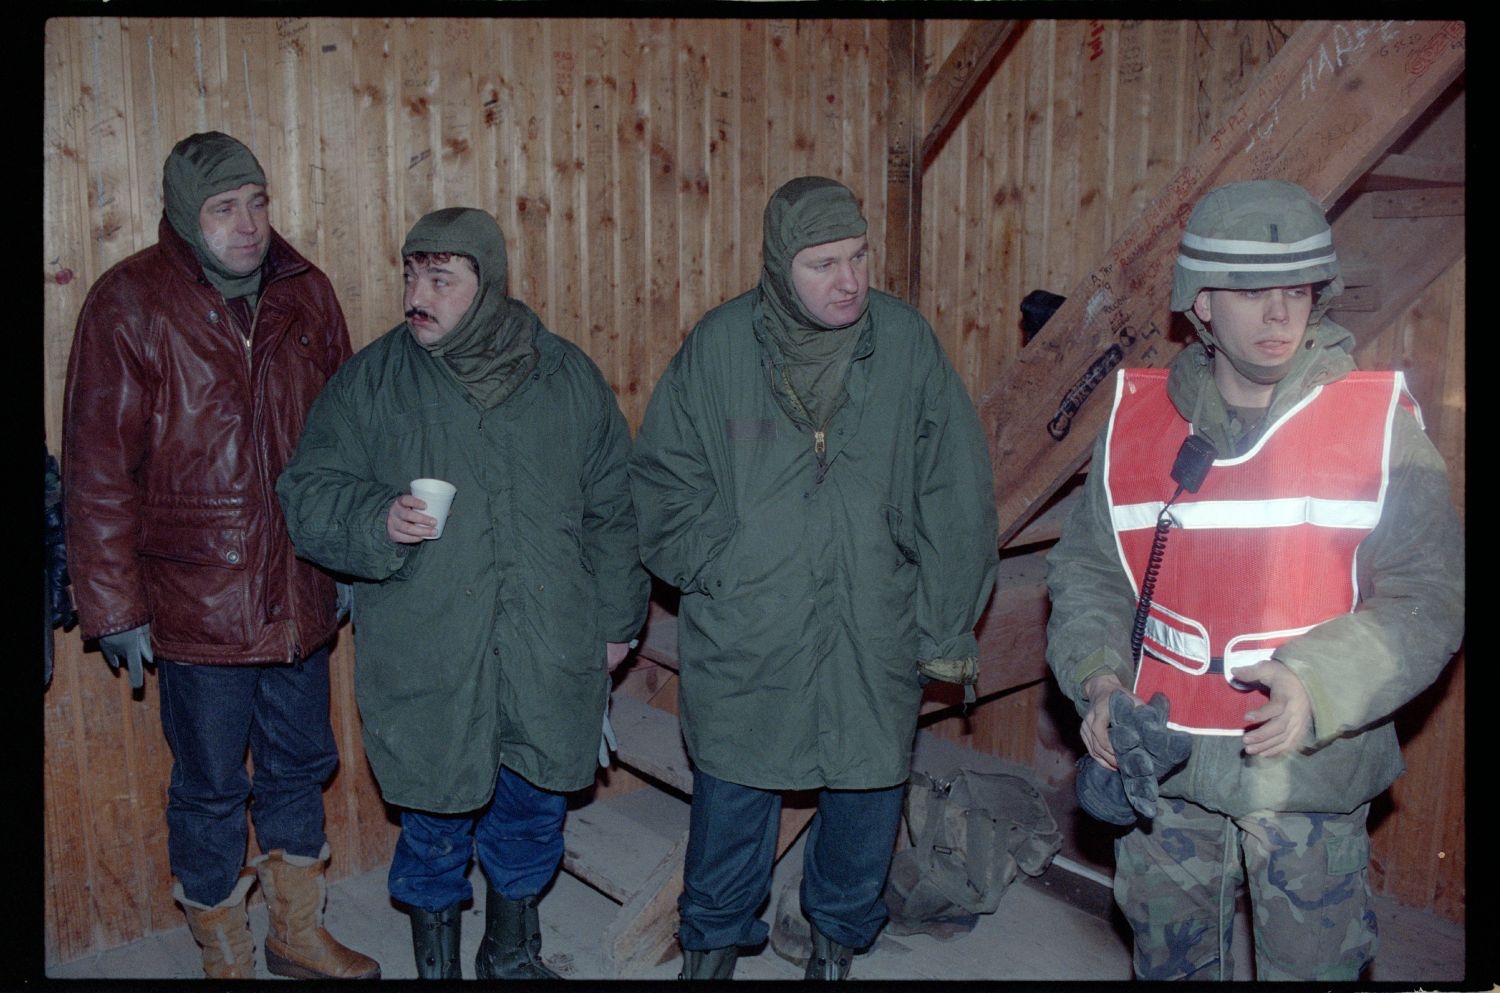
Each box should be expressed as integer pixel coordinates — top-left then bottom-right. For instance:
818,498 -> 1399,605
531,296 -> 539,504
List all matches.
406,307 -> 434,323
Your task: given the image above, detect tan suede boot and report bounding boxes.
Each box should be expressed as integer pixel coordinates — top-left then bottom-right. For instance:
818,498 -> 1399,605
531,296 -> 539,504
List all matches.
174,869 -> 257,979
252,843 -> 381,979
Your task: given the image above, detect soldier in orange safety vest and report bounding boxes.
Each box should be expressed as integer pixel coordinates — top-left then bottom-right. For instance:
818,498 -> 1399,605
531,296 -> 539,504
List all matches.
1044,180 -> 1464,982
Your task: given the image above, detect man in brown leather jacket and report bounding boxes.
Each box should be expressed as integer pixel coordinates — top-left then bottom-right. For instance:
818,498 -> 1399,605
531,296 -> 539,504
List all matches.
62,131 -> 378,981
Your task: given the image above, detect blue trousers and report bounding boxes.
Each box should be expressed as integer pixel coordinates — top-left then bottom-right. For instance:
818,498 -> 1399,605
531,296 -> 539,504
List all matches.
388,765 -> 568,912
157,650 -> 337,906
678,768 -> 905,952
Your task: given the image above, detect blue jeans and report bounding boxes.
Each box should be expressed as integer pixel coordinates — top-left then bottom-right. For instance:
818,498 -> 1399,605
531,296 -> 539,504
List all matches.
388,765 -> 568,912
678,769 -> 905,951
158,650 -> 337,905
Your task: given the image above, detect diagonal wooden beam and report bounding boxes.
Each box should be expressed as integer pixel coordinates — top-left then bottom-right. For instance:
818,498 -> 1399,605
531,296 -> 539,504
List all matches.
978,20 -> 1466,545
921,21 -> 1020,168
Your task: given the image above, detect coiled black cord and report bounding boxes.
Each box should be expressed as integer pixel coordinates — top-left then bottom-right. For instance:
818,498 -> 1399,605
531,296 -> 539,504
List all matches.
1129,485 -> 1186,664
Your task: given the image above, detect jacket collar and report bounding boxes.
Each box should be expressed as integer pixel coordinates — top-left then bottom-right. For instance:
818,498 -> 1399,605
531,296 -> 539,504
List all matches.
1168,319 -> 1358,455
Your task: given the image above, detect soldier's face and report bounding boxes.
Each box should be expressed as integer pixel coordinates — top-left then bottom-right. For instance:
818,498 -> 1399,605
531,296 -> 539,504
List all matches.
1193,285 -> 1313,401
403,256 -> 479,346
198,183 -> 270,275
791,235 -> 870,329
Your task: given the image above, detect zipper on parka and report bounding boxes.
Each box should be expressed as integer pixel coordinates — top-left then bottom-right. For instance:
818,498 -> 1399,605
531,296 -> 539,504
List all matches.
778,367 -> 840,484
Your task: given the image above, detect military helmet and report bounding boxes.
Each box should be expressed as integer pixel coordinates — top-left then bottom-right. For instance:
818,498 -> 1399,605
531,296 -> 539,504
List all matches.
1170,180 -> 1342,313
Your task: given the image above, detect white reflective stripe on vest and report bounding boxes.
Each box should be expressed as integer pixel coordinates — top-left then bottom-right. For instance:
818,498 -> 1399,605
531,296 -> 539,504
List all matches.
1112,495 -> 1384,533
1222,626 -> 1317,681
1142,606 -> 1211,674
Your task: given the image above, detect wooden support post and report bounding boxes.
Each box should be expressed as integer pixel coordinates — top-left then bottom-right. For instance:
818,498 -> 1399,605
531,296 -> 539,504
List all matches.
1327,188 -> 1465,344
883,20 -> 922,305
977,20 -> 1466,544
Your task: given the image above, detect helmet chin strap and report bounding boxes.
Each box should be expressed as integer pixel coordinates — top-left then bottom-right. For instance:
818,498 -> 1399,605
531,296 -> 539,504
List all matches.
1185,309 -> 1302,387
1224,350 -> 1298,386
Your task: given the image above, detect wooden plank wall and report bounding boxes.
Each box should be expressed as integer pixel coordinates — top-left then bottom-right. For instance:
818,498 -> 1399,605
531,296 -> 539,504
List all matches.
41,17 -> 1465,965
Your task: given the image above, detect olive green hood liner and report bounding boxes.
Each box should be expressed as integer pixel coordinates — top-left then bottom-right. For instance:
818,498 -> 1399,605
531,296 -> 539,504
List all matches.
756,177 -> 870,427
402,207 -> 538,410
162,131 -> 268,301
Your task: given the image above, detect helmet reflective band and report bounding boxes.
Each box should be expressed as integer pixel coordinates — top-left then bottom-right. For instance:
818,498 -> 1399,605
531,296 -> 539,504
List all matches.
1177,230 -> 1336,277
1170,179 -> 1341,314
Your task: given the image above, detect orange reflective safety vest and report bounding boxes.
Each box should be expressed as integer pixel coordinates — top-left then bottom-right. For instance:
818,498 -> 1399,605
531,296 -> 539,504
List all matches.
1104,368 -> 1419,735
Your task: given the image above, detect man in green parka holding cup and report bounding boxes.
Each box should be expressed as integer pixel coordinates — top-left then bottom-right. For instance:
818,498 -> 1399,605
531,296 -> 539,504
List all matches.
277,207 -> 648,980
630,177 -> 999,980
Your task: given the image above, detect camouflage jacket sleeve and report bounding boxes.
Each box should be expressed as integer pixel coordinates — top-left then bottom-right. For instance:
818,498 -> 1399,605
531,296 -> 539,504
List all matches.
1044,430 -> 1138,716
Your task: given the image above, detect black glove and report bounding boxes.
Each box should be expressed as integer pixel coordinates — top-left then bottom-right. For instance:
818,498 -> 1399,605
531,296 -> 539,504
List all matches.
1108,691 -> 1193,819
1074,754 -> 1137,826
99,623 -> 154,690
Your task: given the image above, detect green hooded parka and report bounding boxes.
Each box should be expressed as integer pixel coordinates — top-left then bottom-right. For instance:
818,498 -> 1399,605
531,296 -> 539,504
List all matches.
277,209 -> 649,810
630,179 -> 999,791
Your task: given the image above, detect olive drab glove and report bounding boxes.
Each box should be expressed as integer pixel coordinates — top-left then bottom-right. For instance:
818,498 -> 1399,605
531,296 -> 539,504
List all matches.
99,623 -> 154,690
1107,691 -> 1193,819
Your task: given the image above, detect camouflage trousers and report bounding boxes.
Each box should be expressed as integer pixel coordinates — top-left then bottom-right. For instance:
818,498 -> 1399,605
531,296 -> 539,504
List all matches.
1113,796 -> 1377,981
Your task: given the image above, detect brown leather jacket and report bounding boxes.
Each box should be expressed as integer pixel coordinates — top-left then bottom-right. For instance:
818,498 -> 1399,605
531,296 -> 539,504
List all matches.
63,216 -> 352,664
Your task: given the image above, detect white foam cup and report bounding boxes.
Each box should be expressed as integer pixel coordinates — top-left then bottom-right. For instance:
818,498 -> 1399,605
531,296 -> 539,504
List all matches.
409,478 -> 457,538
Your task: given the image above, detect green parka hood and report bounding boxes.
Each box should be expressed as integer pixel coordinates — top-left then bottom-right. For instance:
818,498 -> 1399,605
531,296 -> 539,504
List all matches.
756,176 -> 871,426
402,207 -> 537,409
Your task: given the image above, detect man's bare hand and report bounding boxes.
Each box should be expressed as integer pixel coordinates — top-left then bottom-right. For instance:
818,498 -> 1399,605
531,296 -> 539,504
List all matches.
386,494 -> 437,544
606,641 -> 632,672
1082,673 -> 1140,770
1239,659 -> 1313,758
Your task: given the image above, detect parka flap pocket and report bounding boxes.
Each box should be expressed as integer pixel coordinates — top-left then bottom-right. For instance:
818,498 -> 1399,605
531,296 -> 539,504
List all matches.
884,504 -> 921,564
139,522 -> 248,570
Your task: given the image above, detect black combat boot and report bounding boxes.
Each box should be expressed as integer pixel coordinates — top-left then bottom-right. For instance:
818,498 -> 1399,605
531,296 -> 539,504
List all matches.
408,905 -> 462,979
474,885 -> 560,980
679,946 -> 738,979
804,929 -> 852,980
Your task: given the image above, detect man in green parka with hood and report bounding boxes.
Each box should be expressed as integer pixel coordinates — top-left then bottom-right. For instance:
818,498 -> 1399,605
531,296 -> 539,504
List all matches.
1045,180 -> 1464,981
631,177 -> 999,980
277,207 -> 649,980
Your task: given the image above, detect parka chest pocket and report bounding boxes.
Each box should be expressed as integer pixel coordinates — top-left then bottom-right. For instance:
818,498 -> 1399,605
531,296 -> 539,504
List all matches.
388,403 -> 451,437
274,316 -> 339,404
378,404 -> 456,469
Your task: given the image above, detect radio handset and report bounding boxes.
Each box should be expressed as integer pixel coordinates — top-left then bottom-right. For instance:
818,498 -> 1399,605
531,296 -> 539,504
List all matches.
1128,434 -> 1218,664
